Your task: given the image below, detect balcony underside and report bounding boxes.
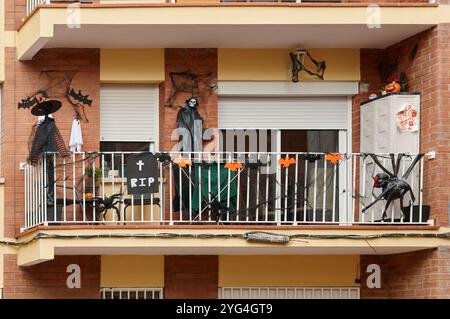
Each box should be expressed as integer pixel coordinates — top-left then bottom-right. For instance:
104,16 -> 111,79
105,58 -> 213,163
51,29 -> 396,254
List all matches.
15,226 -> 448,266
17,5 -> 450,60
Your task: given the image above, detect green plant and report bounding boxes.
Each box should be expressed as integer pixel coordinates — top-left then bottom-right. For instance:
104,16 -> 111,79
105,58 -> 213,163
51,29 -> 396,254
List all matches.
85,167 -> 103,179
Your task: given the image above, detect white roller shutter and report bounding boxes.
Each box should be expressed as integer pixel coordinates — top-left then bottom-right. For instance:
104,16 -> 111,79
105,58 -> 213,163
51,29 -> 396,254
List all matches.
100,85 -> 159,142
219,96 -> 349,130
219,287 -> 360,299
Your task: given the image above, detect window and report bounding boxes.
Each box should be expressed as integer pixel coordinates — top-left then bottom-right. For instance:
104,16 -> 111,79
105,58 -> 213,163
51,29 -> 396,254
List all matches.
101,288 -> 163,299
100,85 -> 159,174
100,85 -> 159,146
219,287 -> 359,299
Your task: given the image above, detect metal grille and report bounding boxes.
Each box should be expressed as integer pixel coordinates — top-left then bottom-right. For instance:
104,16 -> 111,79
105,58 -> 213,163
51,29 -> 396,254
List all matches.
219,287 -> 360,299
101,288 -> 163,299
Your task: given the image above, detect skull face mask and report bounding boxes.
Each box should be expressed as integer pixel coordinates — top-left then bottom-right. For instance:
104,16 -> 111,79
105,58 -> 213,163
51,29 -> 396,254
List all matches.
187,97 -> 198,108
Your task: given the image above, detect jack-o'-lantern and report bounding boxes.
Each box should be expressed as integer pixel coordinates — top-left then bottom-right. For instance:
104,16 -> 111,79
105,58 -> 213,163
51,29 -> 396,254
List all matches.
385,81 -> 401,93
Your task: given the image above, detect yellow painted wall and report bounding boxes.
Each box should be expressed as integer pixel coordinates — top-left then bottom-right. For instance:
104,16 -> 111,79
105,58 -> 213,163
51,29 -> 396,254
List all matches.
101,256 -> 164,287
218,49 -> 360,81
100,49 -> 165,83
219,255 -> 360,287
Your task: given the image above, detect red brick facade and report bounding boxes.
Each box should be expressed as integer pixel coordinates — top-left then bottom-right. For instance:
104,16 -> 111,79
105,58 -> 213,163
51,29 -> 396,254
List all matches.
1,48 -> 100,238
360,247 -> 450,298
2,254 -> 101,299
164,255 -> 219,299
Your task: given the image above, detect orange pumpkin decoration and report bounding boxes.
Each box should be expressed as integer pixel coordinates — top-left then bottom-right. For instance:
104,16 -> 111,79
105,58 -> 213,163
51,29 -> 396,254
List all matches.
385,81 -> 401,93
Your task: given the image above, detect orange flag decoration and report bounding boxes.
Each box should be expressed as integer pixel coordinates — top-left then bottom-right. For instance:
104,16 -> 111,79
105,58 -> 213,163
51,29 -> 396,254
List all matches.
278,156 -> 296,168
225,161 -> 244,172
325,153 -> 343,165
173,156 -> 192,168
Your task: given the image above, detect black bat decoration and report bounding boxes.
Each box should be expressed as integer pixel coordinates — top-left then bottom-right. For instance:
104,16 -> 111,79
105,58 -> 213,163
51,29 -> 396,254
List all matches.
68,88 -> 93,106
18,97 -> 38,109
361,153 -> 424,221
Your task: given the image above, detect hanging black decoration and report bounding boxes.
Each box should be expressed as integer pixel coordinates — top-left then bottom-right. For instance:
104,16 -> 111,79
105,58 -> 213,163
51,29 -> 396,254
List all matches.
165,70 -> 217,108
289,50 -> 326,82
361,153 -> 424,221
27,99 -> 69,165
68,88 -> 93,106
17,70 -> 94,123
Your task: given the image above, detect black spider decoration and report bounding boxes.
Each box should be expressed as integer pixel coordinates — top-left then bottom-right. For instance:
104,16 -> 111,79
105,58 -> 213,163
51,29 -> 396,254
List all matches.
361,153 -> 424,221
92,193 -> 123,222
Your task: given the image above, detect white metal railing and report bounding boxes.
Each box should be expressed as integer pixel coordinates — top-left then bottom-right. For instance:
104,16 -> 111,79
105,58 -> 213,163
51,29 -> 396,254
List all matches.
101,288 -> 163,299
22,151 -> 427,230
27,0 -> 50,16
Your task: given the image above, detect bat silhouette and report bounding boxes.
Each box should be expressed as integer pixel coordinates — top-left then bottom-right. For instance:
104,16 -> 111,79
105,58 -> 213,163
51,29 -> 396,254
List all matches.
325,153 -> 343,165
68,88 -> 93,106
224,162 -> 244,172
18,97 -> 38,109
173,156 -> 192,168
278,156 -> 296,168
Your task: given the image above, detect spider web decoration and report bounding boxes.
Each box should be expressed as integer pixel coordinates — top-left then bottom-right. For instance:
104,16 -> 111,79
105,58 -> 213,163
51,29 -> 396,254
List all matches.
164,70 -> 218,109
18,70 -> 94,123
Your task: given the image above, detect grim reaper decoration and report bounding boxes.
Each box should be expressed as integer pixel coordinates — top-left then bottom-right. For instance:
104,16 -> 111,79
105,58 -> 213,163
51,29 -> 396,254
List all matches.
361,153 -> 424,221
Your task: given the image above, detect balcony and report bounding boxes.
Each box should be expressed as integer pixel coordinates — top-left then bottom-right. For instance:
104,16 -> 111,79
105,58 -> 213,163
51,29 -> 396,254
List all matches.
21,151 -> 429,231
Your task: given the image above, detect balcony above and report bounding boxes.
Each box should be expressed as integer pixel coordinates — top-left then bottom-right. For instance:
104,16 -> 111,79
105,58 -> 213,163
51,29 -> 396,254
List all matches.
17,3 -> 450,60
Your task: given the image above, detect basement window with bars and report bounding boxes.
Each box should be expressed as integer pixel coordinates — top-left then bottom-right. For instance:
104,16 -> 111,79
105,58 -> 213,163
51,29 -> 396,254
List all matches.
101,288 -> 163,299
219,287 -> 360,299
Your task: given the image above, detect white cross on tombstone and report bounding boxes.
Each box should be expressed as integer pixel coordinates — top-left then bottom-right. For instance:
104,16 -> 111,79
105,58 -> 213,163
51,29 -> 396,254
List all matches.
137,160 -> 145,171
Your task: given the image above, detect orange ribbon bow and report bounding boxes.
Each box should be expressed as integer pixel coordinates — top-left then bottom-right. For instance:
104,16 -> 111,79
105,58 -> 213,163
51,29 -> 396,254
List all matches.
224,162 -> 244,172
325,153 -> 343,164
278,156 -> 296,168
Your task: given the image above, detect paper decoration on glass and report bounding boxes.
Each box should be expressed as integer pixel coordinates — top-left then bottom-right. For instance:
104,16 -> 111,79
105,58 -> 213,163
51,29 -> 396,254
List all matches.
396,103 -> 418,133
125,153 -> 159,195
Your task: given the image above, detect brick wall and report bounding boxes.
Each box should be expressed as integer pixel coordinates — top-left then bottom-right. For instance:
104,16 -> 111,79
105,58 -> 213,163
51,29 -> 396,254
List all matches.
164,255 -> 219,299
1,48 -> 100,237
160,48 -> 218,151
354,24 -> 450,225
3,254 -> 101,299
360,247 -> 450,298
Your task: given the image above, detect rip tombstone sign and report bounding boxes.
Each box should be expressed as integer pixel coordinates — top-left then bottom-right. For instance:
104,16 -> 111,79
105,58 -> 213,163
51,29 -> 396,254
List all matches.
125,153 -> 159,195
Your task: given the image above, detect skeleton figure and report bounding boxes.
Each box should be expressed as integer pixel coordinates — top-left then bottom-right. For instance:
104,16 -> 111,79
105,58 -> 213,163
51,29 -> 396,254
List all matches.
362,153 -> 424,221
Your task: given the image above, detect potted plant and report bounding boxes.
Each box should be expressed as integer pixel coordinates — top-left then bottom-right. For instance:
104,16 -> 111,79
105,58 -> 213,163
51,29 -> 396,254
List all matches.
84,167 -> 103,196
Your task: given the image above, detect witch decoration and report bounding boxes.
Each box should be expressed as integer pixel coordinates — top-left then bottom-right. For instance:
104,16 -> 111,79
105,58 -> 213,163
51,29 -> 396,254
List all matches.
27,98 -> 69,165
361,153 -> 424,221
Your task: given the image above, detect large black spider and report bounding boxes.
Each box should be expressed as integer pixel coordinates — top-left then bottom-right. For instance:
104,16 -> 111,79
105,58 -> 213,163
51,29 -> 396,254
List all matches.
362,153 -> 424,221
